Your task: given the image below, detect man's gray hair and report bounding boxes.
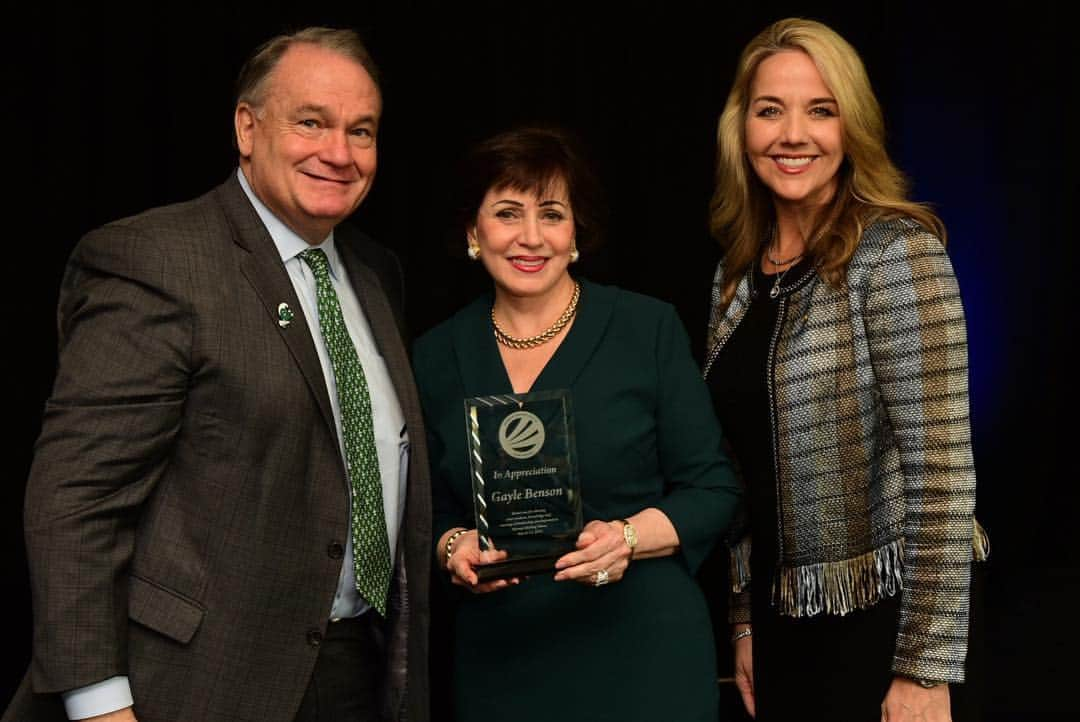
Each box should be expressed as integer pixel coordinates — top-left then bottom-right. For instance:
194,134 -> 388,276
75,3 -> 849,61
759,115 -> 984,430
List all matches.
235,27 -> 381,108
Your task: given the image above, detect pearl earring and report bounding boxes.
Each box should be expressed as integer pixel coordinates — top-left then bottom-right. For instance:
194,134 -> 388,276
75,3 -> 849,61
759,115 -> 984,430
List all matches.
569,249 -> 580,263
467,245 -> 480,260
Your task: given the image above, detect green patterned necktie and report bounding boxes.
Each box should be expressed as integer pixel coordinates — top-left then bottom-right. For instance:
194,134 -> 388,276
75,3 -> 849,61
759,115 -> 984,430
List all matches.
300,248 -> 392,616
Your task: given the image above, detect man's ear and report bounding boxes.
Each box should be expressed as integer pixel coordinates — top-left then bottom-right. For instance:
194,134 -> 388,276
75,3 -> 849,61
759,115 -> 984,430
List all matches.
235,103 -> 257,158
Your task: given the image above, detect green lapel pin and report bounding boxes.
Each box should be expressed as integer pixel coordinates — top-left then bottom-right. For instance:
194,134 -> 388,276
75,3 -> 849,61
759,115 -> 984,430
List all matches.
277,302 -> 295,328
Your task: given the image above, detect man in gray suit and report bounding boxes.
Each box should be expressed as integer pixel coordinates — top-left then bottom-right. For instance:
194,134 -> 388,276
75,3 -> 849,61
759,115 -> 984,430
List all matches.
5,27 -> 430,722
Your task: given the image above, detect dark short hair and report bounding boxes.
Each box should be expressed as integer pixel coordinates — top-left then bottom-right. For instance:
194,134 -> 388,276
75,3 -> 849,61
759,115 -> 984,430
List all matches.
459,126 -> 605,252
235,27 -> 381,109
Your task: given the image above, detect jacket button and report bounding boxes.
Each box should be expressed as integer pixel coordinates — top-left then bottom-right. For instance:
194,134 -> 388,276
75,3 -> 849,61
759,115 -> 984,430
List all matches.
307,629 -> 323,647
327,541 -> 344,559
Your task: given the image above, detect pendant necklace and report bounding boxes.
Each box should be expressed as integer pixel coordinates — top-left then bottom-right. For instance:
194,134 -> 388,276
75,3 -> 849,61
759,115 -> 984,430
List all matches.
769,264 -> 797,299
766,229 -> 807,299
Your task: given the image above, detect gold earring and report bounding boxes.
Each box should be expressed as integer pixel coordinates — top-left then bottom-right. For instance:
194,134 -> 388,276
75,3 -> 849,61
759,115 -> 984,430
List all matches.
467,244 -> 480,260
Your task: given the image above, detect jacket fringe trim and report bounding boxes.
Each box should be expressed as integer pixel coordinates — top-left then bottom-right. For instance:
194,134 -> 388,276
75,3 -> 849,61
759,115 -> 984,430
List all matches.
729,536 -> 752,593
730,520 -> 988,616
973,519 -> 990,562
774,538 -> 905,618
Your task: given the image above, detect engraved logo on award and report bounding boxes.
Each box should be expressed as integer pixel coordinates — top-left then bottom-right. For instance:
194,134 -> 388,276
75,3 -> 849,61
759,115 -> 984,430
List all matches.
498,410 -> 545,459
464,390 -> 581,581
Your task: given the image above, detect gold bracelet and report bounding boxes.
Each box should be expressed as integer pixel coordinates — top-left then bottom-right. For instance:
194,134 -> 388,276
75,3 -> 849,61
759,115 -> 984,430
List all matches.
617,518 -> 638,560
444,528 -> 468,568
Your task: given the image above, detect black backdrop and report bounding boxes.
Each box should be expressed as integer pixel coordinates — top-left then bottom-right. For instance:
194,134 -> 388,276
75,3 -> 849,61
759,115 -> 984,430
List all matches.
5,2 -> 1072,720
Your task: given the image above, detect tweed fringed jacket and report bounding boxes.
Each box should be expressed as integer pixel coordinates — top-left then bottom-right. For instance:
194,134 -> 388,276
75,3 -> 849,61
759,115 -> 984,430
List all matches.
704,217 -> 987,683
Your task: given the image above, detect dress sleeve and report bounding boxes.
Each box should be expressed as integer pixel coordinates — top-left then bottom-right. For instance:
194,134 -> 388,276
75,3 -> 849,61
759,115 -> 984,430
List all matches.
24,223 -> 193,694
651,306 -> 742,574
863,225 -> 977,683
412,336 -> 472,542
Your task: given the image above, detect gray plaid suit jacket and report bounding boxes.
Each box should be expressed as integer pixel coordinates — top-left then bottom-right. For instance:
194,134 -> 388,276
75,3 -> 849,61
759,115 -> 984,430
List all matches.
3,174 -> 431,722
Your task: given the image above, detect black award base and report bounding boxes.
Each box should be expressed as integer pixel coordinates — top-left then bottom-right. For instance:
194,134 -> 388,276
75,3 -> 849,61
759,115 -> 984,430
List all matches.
474,554 -> 560,582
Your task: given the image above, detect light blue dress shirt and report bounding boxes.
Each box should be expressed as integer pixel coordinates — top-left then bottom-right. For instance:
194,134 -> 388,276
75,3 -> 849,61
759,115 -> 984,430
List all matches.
62,169 -> 408,719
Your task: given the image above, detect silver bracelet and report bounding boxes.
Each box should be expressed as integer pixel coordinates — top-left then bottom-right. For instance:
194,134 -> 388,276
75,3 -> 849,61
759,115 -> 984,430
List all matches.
731,627 -> 752,643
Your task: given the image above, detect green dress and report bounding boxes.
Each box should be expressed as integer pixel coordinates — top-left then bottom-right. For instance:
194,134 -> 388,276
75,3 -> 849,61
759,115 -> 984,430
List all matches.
414,280 -> 739,722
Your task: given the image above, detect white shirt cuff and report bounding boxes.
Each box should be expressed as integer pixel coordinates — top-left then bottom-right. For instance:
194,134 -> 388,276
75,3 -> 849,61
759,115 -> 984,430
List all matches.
62,676 -> 134,720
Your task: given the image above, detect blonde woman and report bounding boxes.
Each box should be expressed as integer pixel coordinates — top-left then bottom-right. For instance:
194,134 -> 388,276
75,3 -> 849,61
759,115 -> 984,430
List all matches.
704,18 -> 987,722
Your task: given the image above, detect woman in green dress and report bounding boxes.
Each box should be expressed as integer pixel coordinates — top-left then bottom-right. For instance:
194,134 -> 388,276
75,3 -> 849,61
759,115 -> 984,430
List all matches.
413,126 -> 740,722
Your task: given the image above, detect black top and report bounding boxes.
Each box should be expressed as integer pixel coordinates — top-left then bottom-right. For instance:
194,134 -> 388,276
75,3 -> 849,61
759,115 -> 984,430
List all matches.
706,258 -> 809,593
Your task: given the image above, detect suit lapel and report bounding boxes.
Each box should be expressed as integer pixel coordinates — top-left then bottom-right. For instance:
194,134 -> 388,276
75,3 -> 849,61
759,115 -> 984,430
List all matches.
214,175 -> 338,439
335,244 -> 422,432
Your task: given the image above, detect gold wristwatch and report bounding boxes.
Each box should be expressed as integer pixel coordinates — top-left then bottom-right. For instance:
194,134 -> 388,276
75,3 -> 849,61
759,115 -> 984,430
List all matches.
618,519 -> 638,558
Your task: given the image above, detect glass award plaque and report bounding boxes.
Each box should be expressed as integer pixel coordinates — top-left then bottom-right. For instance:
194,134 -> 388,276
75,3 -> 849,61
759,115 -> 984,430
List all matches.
464,389 -> 582,581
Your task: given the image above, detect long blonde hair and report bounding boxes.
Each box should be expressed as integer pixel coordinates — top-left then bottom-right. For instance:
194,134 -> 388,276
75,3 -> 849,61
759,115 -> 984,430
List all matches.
708,18 -> 945,309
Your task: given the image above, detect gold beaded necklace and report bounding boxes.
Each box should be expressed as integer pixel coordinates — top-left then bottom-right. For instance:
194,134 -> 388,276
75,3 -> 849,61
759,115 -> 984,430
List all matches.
492,281 -> 581,350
